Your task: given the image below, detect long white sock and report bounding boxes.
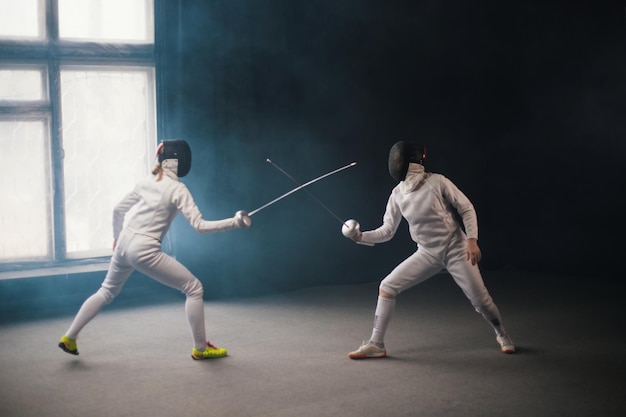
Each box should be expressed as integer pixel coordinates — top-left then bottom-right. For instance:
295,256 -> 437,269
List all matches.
186,294 -> 208,351
369,296 -> 396,346
476,305 -> 507,336
489,318 -> 507,337
65,292 -> 108,339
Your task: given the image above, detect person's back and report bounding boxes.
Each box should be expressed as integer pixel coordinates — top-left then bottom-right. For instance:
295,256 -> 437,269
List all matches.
121,173 -> 181,242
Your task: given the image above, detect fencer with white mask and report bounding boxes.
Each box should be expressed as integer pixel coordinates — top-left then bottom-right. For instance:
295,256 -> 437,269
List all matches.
345,141 -> 515,358
58,139 -> 251,360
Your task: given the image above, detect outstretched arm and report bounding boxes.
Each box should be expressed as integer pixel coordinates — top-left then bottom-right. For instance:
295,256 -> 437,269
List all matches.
359,193 -> 402,245
174,184 -> 248,233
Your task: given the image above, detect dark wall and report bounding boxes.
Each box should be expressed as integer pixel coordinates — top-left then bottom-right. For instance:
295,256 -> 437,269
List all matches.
3,1 -> 624,324
153,0 -> 624,297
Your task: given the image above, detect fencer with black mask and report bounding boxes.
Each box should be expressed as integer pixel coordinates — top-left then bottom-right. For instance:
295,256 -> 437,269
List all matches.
58,139 -> 251,360
345,141 -> 515,358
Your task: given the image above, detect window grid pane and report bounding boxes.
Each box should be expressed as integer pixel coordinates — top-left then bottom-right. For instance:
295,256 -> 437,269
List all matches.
58,0 -> 154,43
0,120 -> 51,261
0,68 -> 47,101
0,0 -> 43,40
60,68 -> 155,256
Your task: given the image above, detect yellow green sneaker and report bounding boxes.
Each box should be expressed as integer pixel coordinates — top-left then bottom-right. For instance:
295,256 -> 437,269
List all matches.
191,341 -> 227,360
58,335 -> 79,355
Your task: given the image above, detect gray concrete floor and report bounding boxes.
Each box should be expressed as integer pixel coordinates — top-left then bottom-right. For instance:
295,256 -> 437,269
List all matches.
0,268 -> 624,417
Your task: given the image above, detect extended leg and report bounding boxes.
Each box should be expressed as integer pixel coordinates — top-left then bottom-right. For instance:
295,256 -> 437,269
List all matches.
59,252 -> 134,355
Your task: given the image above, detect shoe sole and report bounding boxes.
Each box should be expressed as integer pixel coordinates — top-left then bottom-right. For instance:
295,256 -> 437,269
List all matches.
191,354 -> 227,360
191,350 -> 228,360
348,350 -> 387,359
58,342 -> 79,355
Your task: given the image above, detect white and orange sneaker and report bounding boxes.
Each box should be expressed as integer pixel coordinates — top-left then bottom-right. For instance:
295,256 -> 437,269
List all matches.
496,334 -> 516,354
348,341 -> 387,359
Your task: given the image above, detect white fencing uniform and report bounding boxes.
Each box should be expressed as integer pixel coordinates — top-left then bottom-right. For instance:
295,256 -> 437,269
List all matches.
64,164 -> 240,350
361,170 -> 504,331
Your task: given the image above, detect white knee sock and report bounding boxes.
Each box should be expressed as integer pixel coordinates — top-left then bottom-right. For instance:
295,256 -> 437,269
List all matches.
476,305 -> 506,336
186,294 -> 207,350
489,318 -> 507,337
65,292 -> 108,339
369,296 -> 396,346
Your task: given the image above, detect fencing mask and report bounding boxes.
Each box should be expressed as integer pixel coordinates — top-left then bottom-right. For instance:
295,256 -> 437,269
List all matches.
388,141 -> 426,182
157,139 -> 192,177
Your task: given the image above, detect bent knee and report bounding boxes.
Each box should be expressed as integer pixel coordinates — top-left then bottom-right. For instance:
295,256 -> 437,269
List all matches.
378,286 -> 397,299
183,278 -> 204,298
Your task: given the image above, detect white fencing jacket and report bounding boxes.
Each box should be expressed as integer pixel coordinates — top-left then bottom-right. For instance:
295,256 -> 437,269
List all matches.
361,172 -> 478,258
112,164 -> 236,242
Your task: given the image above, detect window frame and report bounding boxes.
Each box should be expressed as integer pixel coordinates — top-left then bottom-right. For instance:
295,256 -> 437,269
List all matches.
0,0 -> 158,278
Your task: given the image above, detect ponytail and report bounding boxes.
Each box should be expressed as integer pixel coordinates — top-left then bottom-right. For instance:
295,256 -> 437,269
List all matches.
152,163 -> 163,181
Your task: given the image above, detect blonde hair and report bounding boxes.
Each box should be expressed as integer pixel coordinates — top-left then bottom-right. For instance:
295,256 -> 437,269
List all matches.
152,163 -> 163,181
152,143 -> 164,181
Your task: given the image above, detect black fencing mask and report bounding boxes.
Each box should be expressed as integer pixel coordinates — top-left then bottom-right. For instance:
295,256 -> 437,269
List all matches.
158,139 -> 192,177
388,141 -> 426,182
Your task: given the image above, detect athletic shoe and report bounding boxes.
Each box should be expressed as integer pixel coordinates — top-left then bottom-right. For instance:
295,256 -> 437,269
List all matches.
58,335 -> 79,355
348,341 -> 387,359
496,334 -> 516,354
191,341 -> 228,360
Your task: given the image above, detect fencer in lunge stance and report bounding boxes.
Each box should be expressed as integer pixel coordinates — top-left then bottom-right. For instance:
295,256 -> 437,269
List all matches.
58,139 -> 252,360
345,141 -> 515,359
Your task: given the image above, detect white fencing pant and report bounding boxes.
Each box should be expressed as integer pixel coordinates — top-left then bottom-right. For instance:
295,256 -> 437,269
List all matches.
379,233 -> 504,334
65,230 -> 208,350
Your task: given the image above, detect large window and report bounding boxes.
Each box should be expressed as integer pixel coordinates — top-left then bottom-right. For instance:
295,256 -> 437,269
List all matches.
0,0 -> 156,277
